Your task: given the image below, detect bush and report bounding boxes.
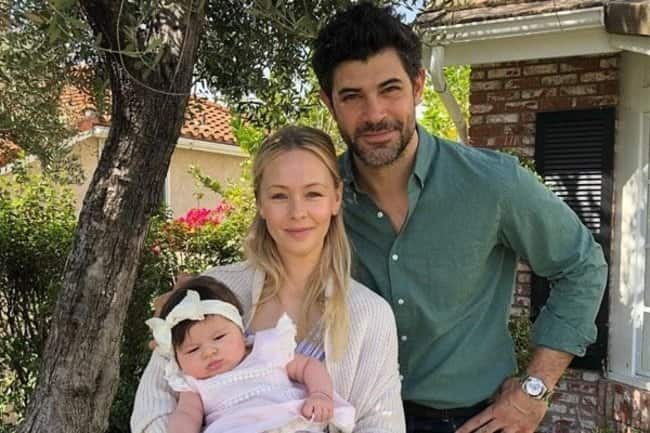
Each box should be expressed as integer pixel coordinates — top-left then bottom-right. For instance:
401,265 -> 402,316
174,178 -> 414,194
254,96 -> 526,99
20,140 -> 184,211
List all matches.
0,172 -> 253,433
0,174 -> 76,431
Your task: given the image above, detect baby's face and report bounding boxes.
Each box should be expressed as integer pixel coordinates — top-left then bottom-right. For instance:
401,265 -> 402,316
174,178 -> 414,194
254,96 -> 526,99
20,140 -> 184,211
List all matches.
176,314 -> 246,379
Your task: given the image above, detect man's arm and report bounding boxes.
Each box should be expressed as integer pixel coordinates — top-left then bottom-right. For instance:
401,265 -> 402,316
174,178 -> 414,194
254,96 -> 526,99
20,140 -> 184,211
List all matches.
168,392 -> 203,433
457,347 -> 572,433
460,160 -> 607,433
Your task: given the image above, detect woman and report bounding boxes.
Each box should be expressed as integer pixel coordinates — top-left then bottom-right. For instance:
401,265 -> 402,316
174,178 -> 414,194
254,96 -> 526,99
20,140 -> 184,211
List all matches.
131,126 -> 405,433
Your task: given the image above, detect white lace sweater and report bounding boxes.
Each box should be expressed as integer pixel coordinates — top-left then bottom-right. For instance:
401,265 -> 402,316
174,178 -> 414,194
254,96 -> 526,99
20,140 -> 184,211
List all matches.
130,262 -> 406,433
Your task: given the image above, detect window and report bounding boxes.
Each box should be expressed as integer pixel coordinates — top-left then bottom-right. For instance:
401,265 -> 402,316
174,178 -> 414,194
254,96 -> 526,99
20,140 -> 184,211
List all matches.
638,112 -> 650,378
608,110 -> 650,389
532,108 -> 615,371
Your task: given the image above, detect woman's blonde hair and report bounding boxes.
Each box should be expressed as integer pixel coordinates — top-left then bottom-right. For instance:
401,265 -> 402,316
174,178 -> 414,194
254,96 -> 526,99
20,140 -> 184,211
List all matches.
244,125 -> 350,360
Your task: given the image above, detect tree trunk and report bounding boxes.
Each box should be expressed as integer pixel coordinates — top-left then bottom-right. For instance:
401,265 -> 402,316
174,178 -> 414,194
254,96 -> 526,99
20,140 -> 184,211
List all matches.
17,2 -> 205,432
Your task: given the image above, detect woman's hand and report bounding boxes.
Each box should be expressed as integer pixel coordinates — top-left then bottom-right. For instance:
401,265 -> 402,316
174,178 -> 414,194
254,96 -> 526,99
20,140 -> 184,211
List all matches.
301,391 -> 333,423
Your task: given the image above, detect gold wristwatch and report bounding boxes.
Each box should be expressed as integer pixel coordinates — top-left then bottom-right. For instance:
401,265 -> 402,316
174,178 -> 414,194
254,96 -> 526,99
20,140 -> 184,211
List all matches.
519,375 -> 553,404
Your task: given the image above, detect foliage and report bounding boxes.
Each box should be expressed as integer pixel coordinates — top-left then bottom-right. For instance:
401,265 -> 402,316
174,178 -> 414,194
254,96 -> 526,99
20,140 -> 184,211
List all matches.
420,65 -> 470,141
508,313 -> 534,375
0,171 -> 252,432
197,0 -> 421,129
0,173 -> 76,431
0,0 -> 91,181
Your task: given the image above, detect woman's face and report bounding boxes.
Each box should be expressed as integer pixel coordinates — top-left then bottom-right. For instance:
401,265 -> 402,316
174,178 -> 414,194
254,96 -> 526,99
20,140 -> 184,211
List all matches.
258,148 -> 342,265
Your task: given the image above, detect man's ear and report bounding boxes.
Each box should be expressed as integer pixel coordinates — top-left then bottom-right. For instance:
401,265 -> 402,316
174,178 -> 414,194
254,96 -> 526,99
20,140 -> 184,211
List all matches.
320,89 -> 335,115
413,68 -> 426,105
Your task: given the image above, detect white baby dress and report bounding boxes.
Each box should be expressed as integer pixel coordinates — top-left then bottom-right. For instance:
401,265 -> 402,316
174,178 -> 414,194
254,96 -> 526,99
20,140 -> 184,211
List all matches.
164,314 -> 356,433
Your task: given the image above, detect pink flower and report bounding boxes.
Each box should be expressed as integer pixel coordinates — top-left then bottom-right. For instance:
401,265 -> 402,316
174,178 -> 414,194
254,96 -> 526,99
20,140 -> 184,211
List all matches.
175,202 -> 231,229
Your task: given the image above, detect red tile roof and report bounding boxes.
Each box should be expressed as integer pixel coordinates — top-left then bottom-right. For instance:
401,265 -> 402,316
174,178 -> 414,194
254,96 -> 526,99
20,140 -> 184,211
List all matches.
60,86 -> 237,145
418,0 -> 606,28
0,138 -> 21,167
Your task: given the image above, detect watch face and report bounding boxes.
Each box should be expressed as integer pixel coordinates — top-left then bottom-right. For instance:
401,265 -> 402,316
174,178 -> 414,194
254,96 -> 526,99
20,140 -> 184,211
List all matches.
523,377 -> 545,397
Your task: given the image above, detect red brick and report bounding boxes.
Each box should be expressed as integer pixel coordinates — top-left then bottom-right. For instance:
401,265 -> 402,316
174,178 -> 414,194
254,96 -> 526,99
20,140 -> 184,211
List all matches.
521,135 -> 535,146
581,371 -> 602,382
555,391 -> 580,404
559,58 -> 603,72
580,70 -> 617,83
469,115 -> 484,126
517,272 -> 532,284
486,90 -> 521,102
505,100 -> 539,111
486,113 -> 519,124
470,70 -> 485,80
523,64 -> 559,76
515,283 -> 530,296
504,77 -> 540,89
520,112 -> 536,122
470,104 -> 494,114
551,418 -> 578,433
568,382 -> 598,395
470,124 -> 503,138
487,67 -> 521,79
541,74 -> 578,86
600,56 -> 618,69
575,95 -> 618,108
471,80 -> 502,91
559,84 -> 598,96
522,88 -> 558,99
540,97 -> 575,111
470,92 -> 487,104
599,81 -> 619,95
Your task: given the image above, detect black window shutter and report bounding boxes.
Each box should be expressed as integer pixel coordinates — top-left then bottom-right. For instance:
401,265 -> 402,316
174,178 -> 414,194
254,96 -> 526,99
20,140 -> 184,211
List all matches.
531,108 -> 614,371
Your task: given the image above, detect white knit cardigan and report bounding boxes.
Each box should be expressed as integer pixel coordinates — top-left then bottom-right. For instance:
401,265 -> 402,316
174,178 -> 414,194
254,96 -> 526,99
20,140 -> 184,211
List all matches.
130,262 -> 406,433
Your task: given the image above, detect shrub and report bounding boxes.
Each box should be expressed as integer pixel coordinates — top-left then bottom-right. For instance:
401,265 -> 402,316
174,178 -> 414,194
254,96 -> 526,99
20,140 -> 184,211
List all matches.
0,171 -> 253,433
0,174 -> 76,431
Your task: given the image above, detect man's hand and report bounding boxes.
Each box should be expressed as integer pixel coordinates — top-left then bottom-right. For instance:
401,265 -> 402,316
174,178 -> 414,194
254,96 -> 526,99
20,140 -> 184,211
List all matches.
455,377 -> 547,433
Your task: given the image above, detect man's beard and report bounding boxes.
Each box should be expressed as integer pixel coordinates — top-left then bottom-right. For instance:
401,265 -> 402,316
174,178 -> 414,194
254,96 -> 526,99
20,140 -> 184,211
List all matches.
341,117 -> 416,167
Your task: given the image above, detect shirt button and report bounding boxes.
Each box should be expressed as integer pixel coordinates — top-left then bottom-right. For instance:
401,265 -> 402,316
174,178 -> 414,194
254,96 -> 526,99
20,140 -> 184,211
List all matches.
397,298 -> 405,305
392,254 -> 399,261
399,374 -> 404,381
401,335 -> 408,342
377,211 -> 384,218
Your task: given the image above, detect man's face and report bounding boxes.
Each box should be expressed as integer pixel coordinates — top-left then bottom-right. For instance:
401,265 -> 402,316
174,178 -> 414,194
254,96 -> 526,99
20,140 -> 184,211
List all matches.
321,48 -> 425,167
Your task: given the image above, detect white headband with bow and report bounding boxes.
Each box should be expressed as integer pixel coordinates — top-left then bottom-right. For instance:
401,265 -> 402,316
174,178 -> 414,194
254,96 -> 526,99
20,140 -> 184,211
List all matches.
146,289 -> 244,356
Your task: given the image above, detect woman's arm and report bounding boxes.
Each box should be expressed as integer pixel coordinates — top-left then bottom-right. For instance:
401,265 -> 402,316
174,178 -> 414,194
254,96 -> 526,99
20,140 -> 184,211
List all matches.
130,352 -> 177,433
287,354 -> 334,422
168,392 -> 203,433
346,295 -> 405,433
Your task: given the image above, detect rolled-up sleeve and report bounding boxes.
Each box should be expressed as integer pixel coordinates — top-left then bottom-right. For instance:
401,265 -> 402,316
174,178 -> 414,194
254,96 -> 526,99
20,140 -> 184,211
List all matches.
499,163 -> 608,356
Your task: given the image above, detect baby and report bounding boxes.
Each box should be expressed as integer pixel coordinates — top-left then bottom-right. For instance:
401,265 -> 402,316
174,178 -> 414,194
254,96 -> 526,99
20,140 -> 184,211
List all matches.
146,275 -> 355,433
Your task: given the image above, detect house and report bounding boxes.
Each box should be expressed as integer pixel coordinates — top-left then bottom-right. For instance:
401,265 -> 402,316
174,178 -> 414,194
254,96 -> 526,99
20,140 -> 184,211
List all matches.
417,1 -> 650,432
60,87 -> 246,216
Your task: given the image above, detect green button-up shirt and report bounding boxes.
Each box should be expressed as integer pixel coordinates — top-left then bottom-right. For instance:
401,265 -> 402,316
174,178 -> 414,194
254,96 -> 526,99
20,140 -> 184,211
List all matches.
339,126 -> 607,409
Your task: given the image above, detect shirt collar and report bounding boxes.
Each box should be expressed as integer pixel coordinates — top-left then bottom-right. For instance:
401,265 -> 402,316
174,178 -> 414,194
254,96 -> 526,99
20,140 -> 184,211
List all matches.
339,124 -> 437,192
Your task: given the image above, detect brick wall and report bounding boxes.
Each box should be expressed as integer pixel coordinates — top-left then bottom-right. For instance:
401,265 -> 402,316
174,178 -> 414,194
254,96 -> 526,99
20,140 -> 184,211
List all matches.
466,54 -> 648,433
468,54 -> 619,156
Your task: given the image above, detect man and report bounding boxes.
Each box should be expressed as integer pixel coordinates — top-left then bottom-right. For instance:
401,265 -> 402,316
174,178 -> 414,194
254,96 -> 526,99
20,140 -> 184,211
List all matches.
312,3 -> 608,433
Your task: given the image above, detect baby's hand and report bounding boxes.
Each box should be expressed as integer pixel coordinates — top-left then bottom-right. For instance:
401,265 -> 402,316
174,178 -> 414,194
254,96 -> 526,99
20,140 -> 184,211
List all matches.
301,391 -> 333,423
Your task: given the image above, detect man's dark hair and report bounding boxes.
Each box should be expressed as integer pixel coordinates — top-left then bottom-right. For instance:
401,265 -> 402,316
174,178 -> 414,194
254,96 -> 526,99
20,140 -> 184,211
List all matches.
312,1 -> 422,98
159,275 -> 244,352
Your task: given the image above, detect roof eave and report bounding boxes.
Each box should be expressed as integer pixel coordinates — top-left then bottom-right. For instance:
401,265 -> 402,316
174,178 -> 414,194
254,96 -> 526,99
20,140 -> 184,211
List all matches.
420,7 -> 605,45
81,125 -> 247,158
